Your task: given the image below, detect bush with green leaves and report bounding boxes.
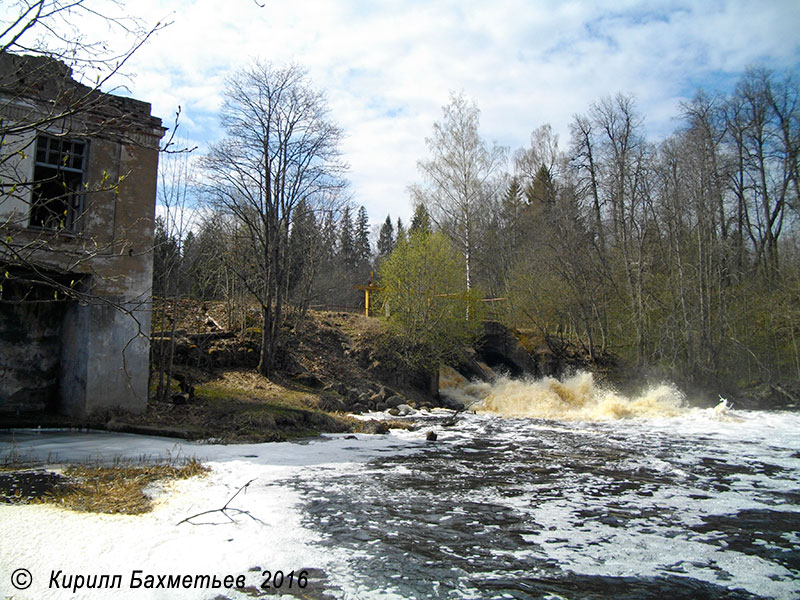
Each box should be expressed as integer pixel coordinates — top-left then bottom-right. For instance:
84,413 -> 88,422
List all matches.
378,231 -> 484,372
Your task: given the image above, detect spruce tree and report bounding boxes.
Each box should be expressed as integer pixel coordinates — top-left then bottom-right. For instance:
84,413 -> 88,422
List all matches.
409,203 -> 432,235
377,215 -> 395,258
396,217 -> 407,245
288,199 -> 318,296
526,164 -> 556,207
355,205 -> 371,264
320,210 -> 337,259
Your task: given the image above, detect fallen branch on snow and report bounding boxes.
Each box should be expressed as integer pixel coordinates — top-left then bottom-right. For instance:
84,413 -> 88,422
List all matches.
177,479 -> 264,525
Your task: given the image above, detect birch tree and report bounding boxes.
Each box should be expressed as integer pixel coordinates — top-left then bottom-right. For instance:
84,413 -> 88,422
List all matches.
410,92 -> 506,294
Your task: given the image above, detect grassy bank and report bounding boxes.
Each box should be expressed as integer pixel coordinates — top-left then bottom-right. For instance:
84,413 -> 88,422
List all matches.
119,369 -> 356,443
0,459 -> 209,515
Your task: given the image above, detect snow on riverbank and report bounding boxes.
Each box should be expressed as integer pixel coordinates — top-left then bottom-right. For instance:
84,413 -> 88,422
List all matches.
0,430 -> 425,600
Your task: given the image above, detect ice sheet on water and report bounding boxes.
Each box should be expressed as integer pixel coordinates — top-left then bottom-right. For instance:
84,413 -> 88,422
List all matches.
0,429 -> 423,466
0,430 -> 430,600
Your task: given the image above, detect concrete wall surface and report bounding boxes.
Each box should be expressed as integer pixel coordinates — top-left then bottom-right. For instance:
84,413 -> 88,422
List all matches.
0,52 -> 164,419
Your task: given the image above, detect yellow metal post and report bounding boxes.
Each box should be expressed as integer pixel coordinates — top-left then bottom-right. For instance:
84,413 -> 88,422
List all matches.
354,271 -> 383,318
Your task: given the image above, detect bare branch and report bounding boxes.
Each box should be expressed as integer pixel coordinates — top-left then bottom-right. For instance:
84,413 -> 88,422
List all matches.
176,479 -> 264,526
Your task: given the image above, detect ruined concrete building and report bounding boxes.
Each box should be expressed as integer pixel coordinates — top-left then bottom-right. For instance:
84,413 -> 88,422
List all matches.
0,52 -> 165,418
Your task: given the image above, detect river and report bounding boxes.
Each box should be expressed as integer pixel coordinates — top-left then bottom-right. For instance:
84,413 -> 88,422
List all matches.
294,373 -> 800,599
1,372 -> 798,600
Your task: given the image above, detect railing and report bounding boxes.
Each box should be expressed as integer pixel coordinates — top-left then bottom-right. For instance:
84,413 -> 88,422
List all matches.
307,304 -> 364,314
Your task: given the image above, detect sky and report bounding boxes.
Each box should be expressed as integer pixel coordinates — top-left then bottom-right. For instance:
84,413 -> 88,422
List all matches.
10,0 -> 800,225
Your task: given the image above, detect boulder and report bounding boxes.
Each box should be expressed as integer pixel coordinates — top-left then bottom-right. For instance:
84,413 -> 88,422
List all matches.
358,420 -> 389,434
441,397 -> 465,411
385,395 -> 404,408
323,382 -> 349,396
381,387 -> 398,401
320,392 -> 346,412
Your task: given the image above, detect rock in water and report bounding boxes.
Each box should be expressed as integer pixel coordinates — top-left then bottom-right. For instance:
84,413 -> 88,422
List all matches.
426,431 -> 438,441
386,396 -> 404,408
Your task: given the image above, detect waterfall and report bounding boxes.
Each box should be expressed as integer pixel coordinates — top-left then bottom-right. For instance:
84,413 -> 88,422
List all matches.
442,370 -> 696,420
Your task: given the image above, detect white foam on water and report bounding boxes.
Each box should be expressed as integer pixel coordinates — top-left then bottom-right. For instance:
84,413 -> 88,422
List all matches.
1,396 -> 799,599
442,371 -> 748,422
0,431 -> 428,600
1,462 -> 326,599
478,406 -> 800,600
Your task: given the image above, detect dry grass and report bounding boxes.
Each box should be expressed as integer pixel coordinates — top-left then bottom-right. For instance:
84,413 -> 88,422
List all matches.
202,370 -> 320,409
129,367 -> 354,443
317,310 -> 383,334
33,459 -> 209,515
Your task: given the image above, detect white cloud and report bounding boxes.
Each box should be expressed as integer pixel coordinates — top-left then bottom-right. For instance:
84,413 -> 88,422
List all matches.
99,0 -> 800,224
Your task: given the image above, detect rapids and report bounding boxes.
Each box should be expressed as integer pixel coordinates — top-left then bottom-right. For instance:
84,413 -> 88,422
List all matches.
444,370 -> 704,421
300,374 -> 799,599
1,373 -> 798,599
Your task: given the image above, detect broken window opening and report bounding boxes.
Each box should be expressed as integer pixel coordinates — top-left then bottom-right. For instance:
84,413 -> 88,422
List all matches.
29,134 -> 87,232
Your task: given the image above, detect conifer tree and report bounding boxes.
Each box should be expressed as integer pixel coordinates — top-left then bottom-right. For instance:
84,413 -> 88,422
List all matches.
409,203 -> 432,235
526,164 -> 557,207
355,205 -> 371,264
377,215 -> 395,258
288,199 -> 320,306
396,217 -> 407,245
339,205 -> 356,267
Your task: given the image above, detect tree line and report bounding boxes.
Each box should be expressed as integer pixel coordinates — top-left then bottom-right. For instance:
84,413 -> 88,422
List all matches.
154,61 -> 799,394
403,70 -> 799,393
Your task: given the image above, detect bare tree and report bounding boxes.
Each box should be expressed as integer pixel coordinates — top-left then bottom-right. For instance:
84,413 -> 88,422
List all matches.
1,1 -> 162,60
514,123 -> 564,194
0,1 -> 167,300
0,2 -> 168,415
570,114 -> 605,250
201,61 -> 347,376
150,147 -> 203,402
724,67 -> 799,279
588,94 -> 654,365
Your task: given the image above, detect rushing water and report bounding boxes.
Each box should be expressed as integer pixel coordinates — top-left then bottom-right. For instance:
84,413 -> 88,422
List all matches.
1,373 -> 798,600
288,374 -> 800,600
